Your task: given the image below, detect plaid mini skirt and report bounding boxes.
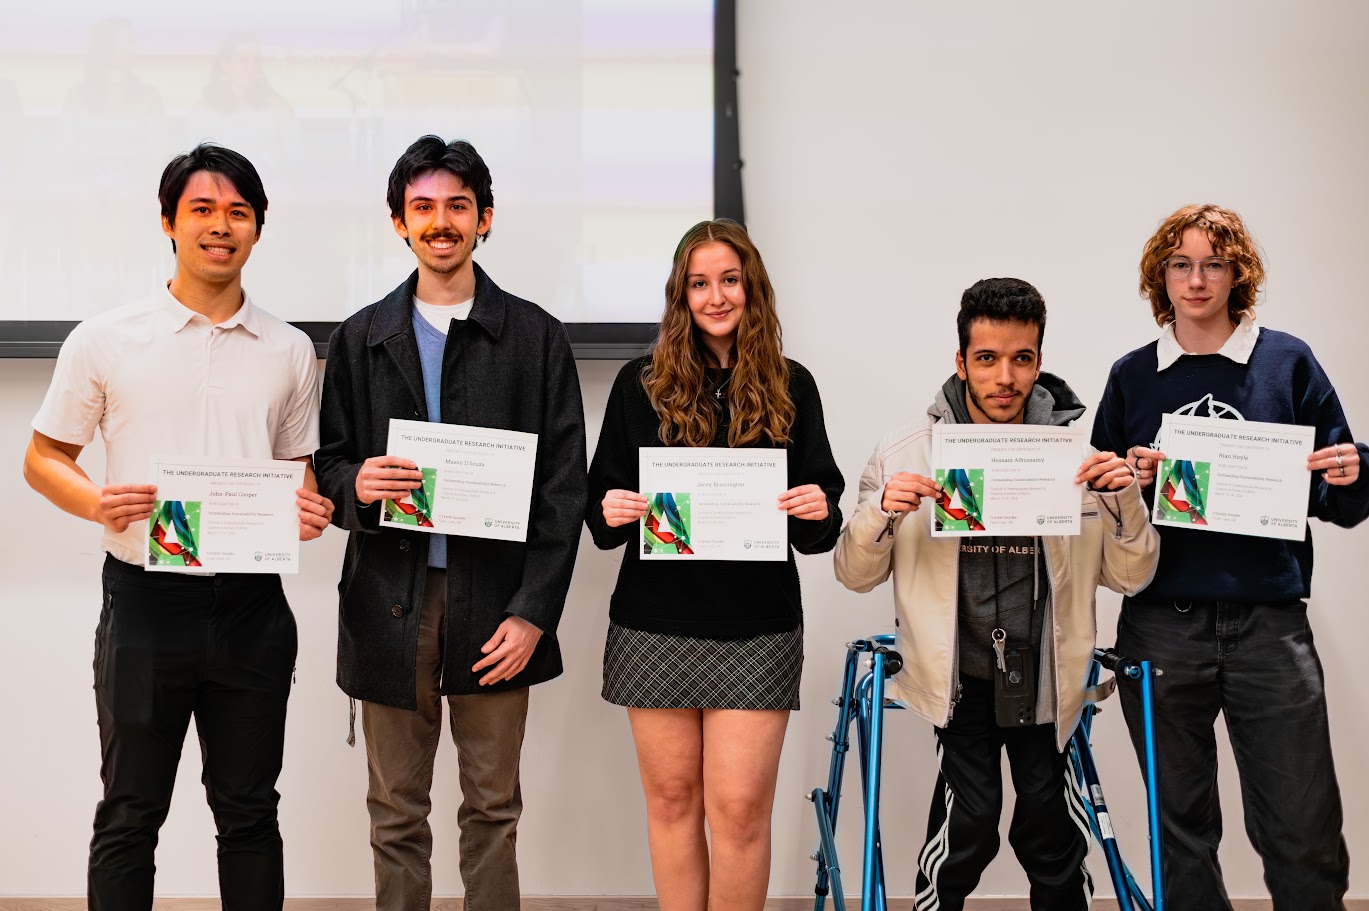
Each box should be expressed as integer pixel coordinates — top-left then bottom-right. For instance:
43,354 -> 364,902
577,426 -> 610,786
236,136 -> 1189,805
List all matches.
601,621 -> 803,711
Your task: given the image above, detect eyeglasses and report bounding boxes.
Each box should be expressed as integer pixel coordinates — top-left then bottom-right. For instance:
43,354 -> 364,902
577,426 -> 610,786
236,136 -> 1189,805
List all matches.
1164,257 -> 1232,281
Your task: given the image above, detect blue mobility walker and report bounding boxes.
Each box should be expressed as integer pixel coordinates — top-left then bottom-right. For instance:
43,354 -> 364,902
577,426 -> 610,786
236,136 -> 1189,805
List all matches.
807,635 -> 1166,911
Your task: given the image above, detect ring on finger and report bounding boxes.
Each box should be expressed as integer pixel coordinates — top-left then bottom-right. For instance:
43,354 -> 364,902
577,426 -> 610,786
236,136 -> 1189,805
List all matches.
1340,465 -> 1347,477
1335,449 -> 1344,468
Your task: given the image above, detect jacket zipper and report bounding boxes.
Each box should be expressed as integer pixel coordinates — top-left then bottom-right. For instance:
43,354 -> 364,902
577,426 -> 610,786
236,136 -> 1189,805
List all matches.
875,510 -> 897,543
1098,492 -> 1124,539
1041,540 -> 1061,727
946,544 -> 962,722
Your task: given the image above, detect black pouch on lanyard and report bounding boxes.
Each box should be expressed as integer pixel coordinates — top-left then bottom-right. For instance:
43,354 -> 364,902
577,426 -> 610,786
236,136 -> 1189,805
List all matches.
994,641 -> 1038,727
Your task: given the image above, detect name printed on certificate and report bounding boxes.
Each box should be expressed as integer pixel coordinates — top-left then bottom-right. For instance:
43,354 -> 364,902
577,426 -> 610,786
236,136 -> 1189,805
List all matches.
382,419 -> 539,542
146,457 -> 304,573
638,448 -> 789,561
930,425 -> 1086,537
1153,413 -> 1315,541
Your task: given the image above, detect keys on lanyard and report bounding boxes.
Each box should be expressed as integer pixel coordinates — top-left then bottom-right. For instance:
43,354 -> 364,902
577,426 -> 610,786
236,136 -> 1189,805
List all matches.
992,627 -> 1008,673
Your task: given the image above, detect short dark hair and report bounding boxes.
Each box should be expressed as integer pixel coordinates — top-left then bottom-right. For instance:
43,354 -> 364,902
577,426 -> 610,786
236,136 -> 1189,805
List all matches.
956,277 -> 1047,355
159,143 -> 267,252
386,135 -> 494,244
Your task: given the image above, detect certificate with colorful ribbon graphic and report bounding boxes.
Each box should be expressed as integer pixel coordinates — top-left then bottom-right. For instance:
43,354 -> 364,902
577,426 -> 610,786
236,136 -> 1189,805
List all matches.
638,448 -> 788,560
930,425 -> 1086,537
382,419 -> 539,542
1153,413 -> 1313,541
145,457 -> 304,573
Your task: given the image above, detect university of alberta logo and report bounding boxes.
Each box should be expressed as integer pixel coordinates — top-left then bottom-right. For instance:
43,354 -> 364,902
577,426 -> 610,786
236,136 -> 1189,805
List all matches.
254,552 -> 264,562
1150,393 -> 1246,448
484,518 -> 493,527
1036,515 -> 1046,525
1261,516 -> 1270,526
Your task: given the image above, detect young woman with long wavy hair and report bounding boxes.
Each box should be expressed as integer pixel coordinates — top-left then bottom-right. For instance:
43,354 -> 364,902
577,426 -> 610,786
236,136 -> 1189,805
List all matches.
585,219 -> 844,909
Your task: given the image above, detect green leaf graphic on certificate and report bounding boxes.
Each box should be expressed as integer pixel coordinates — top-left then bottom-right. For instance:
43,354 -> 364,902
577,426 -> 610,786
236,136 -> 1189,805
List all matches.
1156,459 -> 1211,525
934,468 -> 986,532
148,500 -> 203,567
643,491 -> 694,555
383,467 -> 438,527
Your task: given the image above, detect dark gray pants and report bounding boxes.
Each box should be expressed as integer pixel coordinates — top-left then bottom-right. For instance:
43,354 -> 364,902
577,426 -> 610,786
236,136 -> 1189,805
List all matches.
362,568 -> 529,911
1118,598 -> 1349,911
91,555 -> 296,911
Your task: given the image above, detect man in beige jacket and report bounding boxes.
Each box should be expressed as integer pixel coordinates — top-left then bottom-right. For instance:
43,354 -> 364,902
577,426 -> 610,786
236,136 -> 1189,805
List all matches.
834,278 -> 1158,911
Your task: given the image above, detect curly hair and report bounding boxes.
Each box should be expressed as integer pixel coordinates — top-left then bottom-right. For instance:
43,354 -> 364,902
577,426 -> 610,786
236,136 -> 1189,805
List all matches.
1139,204 -> 1266,327
642,219 -> 795,448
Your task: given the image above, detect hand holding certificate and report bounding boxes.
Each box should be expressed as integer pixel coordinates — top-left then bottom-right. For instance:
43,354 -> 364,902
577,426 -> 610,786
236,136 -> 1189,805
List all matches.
638,448 -> 789,560
1152,414 -> 1315,540
146,457 -> 305,573
380,419 -> 539,542
930,425 -> 1087,536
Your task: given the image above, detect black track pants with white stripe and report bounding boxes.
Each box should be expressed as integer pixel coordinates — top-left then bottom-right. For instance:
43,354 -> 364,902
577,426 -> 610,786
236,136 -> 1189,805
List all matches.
914,676 -> 1092,911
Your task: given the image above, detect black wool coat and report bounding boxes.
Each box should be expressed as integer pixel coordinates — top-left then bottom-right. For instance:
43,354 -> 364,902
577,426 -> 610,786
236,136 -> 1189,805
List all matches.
316,265 -> 588,707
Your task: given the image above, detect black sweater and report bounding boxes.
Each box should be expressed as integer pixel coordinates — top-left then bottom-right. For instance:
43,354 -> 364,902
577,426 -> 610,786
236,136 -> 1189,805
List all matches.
586,356 -> 845,639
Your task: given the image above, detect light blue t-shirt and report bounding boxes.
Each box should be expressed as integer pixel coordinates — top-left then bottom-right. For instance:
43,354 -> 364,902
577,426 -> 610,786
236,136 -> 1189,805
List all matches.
412,307 -> 449,569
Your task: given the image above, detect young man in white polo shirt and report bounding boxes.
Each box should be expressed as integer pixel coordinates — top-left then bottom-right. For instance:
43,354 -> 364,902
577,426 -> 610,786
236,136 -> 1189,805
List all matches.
23,143 -> 334,911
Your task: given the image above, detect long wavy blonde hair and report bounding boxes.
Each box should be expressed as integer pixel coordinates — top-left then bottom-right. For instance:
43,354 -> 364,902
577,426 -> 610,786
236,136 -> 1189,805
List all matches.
643,219 -> 794,447
1139,204 -> 1267,327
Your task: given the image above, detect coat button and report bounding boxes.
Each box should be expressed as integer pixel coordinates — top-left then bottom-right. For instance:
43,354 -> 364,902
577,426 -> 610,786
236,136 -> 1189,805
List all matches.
398,538 -> 410,552
390,604 -> 405,618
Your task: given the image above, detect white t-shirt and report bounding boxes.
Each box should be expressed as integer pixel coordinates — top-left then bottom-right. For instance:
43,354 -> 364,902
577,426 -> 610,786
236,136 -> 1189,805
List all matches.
414,295 -> 474,335
32,284 -> 321,564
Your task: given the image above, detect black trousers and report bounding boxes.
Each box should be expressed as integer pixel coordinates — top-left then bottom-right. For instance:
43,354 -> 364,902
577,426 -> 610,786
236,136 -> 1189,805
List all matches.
914,676 -> 1092,911
90,555 -> 297,911
1118,598 -> 1348,911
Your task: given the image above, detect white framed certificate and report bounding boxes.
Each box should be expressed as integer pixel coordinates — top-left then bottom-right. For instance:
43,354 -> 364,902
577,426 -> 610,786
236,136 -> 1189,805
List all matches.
638,448 -> 788,561
930,425 -> 1086,537
1153,413 -> 1314,540
381,419 -> 539,542
146,457 -> 304,573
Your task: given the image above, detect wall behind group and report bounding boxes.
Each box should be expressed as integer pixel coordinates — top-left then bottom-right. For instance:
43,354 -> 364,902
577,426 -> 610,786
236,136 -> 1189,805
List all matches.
2,0 -> 1366,900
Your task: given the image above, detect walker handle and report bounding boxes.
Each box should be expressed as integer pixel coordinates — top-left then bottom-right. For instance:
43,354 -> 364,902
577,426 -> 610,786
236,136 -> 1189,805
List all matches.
1094,647 -> 1143,680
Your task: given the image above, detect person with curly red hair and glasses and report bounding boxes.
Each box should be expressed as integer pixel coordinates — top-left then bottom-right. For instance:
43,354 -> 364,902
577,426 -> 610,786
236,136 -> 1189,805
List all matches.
1092,204 -> 1368,911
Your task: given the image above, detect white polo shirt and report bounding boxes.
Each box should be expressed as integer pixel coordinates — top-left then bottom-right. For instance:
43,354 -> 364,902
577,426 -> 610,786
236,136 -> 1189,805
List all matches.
33,284 -> 321,565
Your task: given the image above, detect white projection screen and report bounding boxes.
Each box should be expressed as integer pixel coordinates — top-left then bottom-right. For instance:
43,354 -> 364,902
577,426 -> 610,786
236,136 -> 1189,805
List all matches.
0,0 -> 743,357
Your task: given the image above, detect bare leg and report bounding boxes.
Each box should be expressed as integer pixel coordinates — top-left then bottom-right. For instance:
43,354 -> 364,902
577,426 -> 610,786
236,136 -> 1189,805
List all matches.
701,708 -> 790,911
627,707 -> 708,911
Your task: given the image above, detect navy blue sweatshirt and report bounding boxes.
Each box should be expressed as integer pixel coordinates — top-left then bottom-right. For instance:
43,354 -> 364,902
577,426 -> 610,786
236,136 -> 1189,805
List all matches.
1092,327 -> 1369,601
